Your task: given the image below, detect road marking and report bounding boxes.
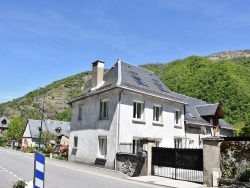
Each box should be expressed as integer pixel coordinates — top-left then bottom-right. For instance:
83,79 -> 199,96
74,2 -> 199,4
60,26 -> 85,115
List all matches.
0,164 -> 27,183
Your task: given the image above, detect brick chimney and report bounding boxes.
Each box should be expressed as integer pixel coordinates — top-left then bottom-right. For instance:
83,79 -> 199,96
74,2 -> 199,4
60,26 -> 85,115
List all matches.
92,60 -> 105,88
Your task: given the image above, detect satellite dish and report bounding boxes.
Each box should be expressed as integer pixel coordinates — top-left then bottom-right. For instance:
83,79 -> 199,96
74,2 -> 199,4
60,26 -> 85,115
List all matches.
201,126 -> 206,135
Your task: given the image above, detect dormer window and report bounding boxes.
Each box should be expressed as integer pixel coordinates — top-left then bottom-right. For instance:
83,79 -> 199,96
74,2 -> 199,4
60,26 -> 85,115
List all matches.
155,83 -> 168,92
55,127 -> 61,133
152,79 -> 168,92
132,75 -> 147,86
1,119 -> 7,124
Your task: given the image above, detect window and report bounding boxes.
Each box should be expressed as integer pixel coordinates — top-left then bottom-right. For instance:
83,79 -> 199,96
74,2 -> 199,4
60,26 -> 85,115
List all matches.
133,101 -> 144,120
133,76 -> 147,86
78,106 -> 82,120
174,110 -> 181,126
174,138 -> 182,148
100,99 -> 109,119
1,119 -> 7,124
153,105 -> 162,122
98,137 -> 107,158
155,83 -> 168,92
74,136 -> 78,148
133,139 -> 140,154
155,140 -> 161,147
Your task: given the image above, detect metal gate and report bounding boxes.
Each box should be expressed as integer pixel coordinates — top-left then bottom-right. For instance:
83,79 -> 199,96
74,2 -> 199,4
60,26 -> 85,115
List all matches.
152,147 -> 203,183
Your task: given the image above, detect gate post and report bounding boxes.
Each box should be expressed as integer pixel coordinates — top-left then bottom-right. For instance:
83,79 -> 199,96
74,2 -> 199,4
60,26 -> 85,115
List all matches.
140,138 -> 155,176
203,137 -> 224,187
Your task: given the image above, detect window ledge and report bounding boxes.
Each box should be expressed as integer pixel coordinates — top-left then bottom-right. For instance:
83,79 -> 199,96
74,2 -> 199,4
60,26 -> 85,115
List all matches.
99,118 -> 109,121
96,156 -> 107,160
132,119 -> 146,124
152,122 -> 164,126
174,125 -> 182,129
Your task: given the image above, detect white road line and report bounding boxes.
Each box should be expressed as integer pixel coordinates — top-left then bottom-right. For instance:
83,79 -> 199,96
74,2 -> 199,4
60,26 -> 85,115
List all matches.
0,163 -> 26,183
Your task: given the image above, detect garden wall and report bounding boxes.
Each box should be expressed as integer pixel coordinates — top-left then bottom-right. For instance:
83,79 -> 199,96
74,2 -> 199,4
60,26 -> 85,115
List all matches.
116,153 -> 146,177
220,138 -> 250,187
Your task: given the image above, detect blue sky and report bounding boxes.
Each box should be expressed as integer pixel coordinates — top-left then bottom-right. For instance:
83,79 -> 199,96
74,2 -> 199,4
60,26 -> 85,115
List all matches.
0,0 -> 250,103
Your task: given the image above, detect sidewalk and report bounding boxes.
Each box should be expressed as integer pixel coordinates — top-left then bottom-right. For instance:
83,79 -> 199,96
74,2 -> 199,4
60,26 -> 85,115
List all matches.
128,176 -> 207,188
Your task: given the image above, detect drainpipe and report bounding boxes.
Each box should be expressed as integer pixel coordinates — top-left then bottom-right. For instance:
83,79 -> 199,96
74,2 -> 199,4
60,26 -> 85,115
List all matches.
115,89 -> 123,170
184,105 -> 187,148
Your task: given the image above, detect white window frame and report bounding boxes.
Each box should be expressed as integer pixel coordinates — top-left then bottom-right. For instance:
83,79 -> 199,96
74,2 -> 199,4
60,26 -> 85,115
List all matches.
153,104 -> 162,123
132,139 -> 140,154
174,138 -> 182,148
174,109 -> 181,127
98,136 -> 107,158
100,98 -> 109,119
133,100 -> 144,121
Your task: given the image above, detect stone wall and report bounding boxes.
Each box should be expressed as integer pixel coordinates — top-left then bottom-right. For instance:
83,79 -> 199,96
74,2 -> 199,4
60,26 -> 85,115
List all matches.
219,179 -> 250,188
116,153 -> 146,177
220,140 -> 250,180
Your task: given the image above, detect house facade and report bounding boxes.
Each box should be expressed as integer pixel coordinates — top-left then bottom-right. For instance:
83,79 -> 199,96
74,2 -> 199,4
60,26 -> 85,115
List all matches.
68,60 -> 233,169
173,94 -> 234,148
22,119 -> 70,148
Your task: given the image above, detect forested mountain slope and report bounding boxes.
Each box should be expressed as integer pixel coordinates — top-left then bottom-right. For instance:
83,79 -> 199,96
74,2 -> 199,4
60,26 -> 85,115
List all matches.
141,55 -> 250,134
0,71 -> 91,122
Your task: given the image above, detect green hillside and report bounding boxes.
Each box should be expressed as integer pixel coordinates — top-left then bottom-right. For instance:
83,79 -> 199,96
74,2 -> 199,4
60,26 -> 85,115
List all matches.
141,55 -> 250,135
0,71 -> 91,122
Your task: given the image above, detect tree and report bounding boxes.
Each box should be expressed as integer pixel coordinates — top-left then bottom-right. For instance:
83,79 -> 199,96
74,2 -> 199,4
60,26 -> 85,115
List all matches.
4,116 -> 25,141
54,107 -> 72,122
41,131 -> 58,145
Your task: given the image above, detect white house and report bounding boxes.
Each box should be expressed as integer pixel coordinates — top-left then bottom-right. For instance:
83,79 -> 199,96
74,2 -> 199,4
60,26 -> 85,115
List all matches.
68,60 -> 233,169
22,119 -> 70,148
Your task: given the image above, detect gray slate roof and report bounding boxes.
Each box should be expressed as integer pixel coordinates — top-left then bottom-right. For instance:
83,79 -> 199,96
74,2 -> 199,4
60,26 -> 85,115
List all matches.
71,60 -> 184,104
219,119 -> 234,130
27,119 -> 70,138
195,104 -> 220,116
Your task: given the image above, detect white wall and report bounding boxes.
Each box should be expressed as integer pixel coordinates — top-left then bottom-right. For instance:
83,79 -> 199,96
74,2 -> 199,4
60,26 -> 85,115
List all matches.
118,90 -> 185,150
69,88 -> 186,169
69,89 -> 120,169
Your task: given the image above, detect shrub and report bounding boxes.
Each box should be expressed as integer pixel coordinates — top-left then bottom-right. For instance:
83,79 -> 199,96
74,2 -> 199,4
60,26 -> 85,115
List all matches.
12,180 -> 27,188
55,155 -> 68,161
42,145 -> 54,156
239,168 -> 250,182
27,147 -> 36,153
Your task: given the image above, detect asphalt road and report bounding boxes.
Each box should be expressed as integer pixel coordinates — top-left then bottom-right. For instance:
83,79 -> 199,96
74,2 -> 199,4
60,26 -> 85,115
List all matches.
0,147 -> 164,188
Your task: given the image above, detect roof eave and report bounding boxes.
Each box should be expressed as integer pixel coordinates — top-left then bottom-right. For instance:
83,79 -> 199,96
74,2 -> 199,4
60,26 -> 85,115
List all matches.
117,85 -> 187,104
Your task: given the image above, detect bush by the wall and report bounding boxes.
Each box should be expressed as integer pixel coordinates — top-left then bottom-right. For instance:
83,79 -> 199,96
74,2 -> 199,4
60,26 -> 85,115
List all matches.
239,168 -> 250,182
